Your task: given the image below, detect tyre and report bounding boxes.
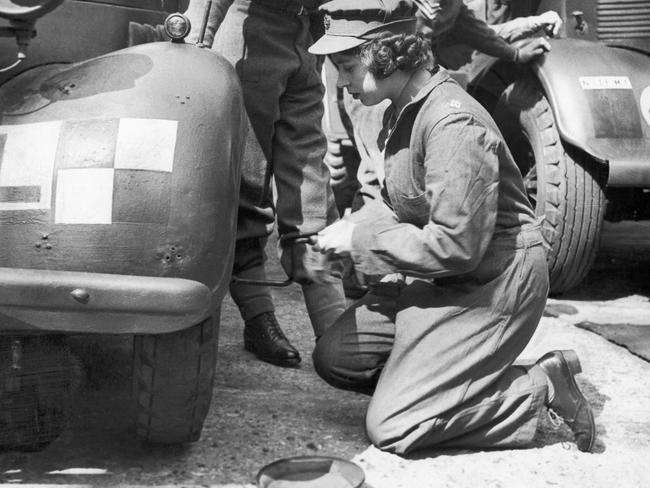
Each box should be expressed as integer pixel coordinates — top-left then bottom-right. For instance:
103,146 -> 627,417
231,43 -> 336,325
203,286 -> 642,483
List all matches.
0,336 -> 74,451
132,316 -> 218,443
493,77 -> 607,294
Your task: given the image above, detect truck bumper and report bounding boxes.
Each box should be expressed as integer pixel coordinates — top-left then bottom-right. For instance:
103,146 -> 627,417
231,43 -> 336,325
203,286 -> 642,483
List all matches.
0,267 -> 213,334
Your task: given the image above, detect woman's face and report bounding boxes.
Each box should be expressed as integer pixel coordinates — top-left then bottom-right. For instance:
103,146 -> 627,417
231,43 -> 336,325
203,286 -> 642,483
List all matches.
331,52 -> 387,106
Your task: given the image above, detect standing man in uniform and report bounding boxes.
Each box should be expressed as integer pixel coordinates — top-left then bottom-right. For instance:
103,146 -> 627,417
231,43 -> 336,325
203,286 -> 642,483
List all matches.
185,0 -> 346,367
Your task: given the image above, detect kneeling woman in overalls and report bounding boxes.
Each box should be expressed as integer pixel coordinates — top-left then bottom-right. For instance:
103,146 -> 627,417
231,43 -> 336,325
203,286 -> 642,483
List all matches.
309,0 -> 596,454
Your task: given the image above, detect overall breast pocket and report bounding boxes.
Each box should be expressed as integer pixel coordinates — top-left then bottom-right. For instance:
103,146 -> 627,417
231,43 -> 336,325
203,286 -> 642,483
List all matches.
393,192 -> 431,228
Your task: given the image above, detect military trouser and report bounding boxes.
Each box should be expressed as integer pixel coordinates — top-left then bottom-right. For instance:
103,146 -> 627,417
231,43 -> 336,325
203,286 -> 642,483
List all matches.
214,0 -> 345,337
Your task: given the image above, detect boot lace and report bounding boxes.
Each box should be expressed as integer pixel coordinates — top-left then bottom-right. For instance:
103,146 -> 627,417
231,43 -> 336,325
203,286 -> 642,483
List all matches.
547,408 -> 575,450
260,313 -> 288,342
547,407 -> 564,428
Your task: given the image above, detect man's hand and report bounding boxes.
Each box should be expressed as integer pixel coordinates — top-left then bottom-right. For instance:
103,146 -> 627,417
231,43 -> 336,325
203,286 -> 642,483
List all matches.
515,37 -> 551,63
535,10 -> 563,37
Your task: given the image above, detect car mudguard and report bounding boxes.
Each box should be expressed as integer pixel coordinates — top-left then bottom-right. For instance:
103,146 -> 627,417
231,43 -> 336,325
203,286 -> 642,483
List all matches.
532,38 -> 650,187
0,0 -> 63,21
0,41 -> 246,333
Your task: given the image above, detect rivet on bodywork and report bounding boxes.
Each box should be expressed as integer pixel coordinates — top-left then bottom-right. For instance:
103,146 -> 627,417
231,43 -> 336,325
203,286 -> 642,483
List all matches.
70,289 -> 90,304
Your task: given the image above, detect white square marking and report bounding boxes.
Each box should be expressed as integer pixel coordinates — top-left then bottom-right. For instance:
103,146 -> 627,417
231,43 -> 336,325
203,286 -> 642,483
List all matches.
0,121 -> 61,210
55,168 -> 114,224
114,118 -> 177,172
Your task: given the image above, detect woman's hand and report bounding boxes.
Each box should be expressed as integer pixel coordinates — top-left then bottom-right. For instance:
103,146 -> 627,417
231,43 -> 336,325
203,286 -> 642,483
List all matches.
314,219 -> 357,256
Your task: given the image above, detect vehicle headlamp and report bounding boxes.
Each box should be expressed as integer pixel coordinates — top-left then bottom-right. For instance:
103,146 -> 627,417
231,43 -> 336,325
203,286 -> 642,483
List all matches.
164,13 -> 191,42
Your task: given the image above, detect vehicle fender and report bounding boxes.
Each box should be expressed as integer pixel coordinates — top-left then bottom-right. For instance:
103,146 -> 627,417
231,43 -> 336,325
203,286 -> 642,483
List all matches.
0,0 -> 63,21
532,38 -> 650,186
0,42 -> 247,314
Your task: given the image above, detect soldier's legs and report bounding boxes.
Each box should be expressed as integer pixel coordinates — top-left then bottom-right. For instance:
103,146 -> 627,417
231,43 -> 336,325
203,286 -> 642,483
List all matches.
212,0 -> 304,366
270,15 -> 347,339
229,237 -> 273,322
230,204 -> 301,367
213,0 -> 346,361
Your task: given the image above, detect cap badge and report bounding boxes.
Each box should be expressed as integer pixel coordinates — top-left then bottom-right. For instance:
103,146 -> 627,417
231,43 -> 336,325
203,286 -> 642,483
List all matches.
323,13 -> 331,31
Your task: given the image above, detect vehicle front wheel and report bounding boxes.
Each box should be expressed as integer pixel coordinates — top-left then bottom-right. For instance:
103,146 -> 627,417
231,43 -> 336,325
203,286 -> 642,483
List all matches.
493,77 -> 607,294
132,316 -> 218,443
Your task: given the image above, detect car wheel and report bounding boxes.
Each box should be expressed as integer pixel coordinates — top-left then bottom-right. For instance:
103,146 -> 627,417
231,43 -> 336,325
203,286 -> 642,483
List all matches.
132,316 -> 218,443
493,77 -> 607,294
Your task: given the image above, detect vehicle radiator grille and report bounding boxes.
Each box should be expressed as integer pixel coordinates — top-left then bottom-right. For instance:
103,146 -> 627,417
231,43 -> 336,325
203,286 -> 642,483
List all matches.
597,0 -> 650,42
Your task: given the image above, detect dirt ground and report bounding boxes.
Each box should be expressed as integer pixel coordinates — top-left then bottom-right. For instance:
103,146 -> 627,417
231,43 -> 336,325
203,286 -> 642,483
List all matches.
0,221 -> 649,487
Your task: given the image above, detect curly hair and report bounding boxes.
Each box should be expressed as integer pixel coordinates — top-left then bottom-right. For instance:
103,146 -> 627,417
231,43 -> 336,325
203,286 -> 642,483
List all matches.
359,32 -> 432,79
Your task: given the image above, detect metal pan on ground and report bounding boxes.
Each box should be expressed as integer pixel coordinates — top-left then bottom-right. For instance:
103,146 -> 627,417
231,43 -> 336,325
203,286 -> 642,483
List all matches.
256,455 -> 365,488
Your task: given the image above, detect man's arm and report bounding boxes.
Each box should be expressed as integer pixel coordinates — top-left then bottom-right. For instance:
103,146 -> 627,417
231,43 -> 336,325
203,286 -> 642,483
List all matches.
451,3 -> 556,63
491,11 -> 563,42
450,3 -> 519,61
184,0 -> 234,47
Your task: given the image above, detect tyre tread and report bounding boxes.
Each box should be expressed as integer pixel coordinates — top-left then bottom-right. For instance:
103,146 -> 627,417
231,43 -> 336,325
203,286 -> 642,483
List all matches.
132,317 -> 217,444
494,78 -> 606,293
